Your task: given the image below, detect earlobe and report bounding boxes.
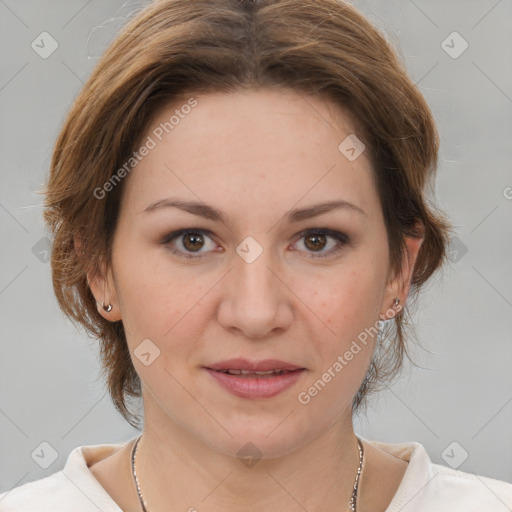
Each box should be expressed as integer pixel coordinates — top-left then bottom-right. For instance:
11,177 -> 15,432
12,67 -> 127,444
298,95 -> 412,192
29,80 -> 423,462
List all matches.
380,228 -> 424,320
95,299 -> 122,322
87,264 -> 122,322
379,297 -> 401,321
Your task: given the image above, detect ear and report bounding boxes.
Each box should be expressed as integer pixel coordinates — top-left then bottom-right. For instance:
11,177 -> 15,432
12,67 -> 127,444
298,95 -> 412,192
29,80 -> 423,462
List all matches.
75,235 -> 122,322
87,264 -> 122,322
380,224 -> 424,320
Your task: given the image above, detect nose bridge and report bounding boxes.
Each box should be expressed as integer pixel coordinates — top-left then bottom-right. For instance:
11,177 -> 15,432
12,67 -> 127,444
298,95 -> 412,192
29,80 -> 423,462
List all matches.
218,234 -> 292,337
233,235 -> 280,303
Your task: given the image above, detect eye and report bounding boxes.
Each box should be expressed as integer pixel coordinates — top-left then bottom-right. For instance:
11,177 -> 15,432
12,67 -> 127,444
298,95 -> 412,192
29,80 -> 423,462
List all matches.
292,228 -> 349,258
163,228 -> 349,259
162,229 -> 218,259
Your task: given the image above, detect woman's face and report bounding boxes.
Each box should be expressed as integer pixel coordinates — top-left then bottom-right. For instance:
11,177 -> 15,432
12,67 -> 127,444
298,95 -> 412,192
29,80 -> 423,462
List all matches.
94,87 -> 419,457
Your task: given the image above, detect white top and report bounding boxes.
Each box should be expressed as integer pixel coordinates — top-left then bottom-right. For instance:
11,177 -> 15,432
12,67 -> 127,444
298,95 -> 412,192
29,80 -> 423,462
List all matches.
1,436 -> 511,511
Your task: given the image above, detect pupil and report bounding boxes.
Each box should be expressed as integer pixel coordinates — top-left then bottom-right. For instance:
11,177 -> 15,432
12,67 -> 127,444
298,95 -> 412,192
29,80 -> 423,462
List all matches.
305,234 -> 326,251
184,233 -> 203,251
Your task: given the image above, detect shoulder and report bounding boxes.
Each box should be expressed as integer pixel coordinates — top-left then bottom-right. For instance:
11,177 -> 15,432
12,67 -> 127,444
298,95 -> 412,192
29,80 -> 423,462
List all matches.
0,471 -> 119,511
360,437 -> 512,511
0,442 -> 127,511
424,462 -> 512,510
0,470 -> 82,510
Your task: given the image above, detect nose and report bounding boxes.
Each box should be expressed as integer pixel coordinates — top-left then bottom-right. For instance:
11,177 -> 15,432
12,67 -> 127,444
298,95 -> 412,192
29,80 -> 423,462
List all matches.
217,244 -> 293,339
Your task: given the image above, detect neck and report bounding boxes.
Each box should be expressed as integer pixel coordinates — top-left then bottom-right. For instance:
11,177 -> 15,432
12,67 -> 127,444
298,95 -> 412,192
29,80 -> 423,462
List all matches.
133,397 -> 363,511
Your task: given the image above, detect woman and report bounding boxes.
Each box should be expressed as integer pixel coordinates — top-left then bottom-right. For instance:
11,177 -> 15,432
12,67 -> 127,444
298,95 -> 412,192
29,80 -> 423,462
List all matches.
1,0 -> 511,510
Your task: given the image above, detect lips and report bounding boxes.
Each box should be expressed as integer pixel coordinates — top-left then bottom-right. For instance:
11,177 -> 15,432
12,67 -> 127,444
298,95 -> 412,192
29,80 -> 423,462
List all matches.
215,368 -> 292,377
204,364 -> 306,399
205,358 -> 304,373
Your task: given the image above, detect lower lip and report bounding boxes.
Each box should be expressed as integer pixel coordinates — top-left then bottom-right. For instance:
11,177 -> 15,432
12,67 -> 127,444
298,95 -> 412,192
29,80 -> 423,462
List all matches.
205,368 -> 306,399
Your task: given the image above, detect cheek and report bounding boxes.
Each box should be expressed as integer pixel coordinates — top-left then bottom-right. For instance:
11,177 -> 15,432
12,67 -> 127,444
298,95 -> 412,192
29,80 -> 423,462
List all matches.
301,269 -> 383,401
113,240 -> 210,342
316,264 -> 384,334
113,251 -> 211,398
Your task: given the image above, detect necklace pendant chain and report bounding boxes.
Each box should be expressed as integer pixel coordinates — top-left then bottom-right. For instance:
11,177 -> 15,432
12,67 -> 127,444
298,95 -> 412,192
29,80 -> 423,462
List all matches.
131,435 -> 149,512
349,437 -> 364,511
131,435 -> 364,512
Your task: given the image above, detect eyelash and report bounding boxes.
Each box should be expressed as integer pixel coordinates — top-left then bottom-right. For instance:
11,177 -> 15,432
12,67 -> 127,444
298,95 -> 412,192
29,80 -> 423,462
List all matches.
162,228 -> 350,259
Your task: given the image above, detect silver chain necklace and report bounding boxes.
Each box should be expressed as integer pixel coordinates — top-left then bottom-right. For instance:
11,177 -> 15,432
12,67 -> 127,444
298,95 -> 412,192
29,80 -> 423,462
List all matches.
131,435 -> 364,511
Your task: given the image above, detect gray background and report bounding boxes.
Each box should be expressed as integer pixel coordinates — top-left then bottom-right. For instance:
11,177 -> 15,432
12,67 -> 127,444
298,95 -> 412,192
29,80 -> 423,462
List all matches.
1,0 -> 511,496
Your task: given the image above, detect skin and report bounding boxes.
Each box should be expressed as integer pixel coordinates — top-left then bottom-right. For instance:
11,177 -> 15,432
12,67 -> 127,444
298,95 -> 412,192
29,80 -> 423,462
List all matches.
88,87 -> 422,511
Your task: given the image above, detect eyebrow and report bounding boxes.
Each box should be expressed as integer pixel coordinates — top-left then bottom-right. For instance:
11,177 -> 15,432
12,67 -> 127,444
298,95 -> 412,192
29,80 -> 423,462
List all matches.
142,198 -> 367,224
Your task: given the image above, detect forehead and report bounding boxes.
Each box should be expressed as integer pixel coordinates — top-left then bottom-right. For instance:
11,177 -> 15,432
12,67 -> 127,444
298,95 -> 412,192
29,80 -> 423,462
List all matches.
120,87 -> 379,222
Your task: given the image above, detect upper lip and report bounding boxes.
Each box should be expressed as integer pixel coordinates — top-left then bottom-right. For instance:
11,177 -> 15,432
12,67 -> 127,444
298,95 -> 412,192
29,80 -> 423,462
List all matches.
205,358 -> 304,372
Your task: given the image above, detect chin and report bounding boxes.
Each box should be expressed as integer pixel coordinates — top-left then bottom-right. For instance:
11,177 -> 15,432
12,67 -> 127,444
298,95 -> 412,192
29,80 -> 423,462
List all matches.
197,417 -> 318,461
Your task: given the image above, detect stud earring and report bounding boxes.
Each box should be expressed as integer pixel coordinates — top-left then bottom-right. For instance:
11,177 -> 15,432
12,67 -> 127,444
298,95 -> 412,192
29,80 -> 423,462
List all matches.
379,298 -> 401,321
102,302 -> 112,313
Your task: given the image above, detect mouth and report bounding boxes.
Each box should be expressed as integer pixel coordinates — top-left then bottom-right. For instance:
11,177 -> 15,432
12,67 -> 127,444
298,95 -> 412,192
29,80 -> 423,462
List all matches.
203,359 -> 306,398
211,368 -> 301,377
205,358 -> 305,373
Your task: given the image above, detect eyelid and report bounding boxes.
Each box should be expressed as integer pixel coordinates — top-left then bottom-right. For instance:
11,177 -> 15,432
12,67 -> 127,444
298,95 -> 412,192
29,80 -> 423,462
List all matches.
161,228 -> 218,259
162,227 -> 350,259
161,228 -> 215,245
292,228 -> 349,258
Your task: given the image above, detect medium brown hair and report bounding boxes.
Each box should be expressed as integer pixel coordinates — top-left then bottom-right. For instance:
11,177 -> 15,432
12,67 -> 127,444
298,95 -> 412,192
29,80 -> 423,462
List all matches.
44,0 -> 453,428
